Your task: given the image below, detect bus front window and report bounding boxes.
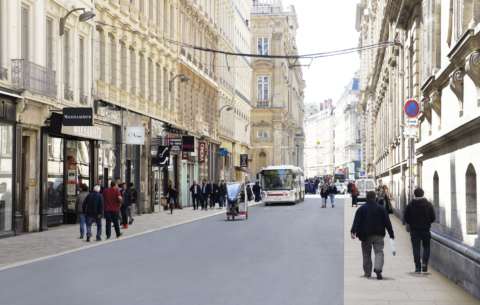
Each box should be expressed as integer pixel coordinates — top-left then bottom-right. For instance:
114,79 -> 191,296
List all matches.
262,170 -> 293,190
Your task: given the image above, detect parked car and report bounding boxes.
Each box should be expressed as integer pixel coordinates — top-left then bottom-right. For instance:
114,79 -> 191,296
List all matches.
355,178 -> 376,202
335,183 -> 347,194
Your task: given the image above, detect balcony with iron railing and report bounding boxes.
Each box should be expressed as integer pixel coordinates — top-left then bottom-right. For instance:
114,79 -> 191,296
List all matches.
0,67 -> 7,81
11,59 -> 57,99
79,89 -> 88,105
255,100 -> 270,108
64,87 -> 73,101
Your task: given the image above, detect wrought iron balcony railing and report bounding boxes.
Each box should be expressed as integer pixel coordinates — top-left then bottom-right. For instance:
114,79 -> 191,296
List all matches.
64,87 -> 73,101
181,48 -> 186,56
11,59 -> 57,99
256,100 -> 269,108
0,67 -> 7,81
79,89 -> 88,105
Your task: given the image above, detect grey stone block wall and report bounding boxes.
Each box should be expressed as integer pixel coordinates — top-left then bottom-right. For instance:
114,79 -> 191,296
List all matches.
430,239 -> 480,300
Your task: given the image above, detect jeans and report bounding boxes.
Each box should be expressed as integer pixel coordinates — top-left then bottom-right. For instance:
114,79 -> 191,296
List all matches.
129,203 -> 136,221
329,194 -> 335,206
86,215 -> 102,240
321,197 -> 328,207
78,213 -> 85,236
105,211 -> 121,238
254,192 -> 260,202
352,195 -> 358,206
219,195 -> 226,207
120,205 -> 129,226
410,231 -> 431,269
361,235 -> 385,275
202,194 -> 209,209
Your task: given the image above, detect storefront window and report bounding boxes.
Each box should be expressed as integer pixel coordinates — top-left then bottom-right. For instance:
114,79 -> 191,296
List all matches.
47,136 -> 64,215
0,123 -> 13,232
98,126 -> 117,184
65,140 -> 91,212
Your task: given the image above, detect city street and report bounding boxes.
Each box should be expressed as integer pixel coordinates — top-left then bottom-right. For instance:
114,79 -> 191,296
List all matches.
0,196 -> 344,305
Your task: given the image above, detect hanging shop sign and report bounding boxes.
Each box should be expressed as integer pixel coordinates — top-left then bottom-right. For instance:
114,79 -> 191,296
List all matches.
199,142 -> 206,163
151,146 -> 170,165
240,154 -> 248,167
182,152 -> 189,160
219,148 -> 228,157
126,126 -> 145,145
61,124 -> 112,141
62,108 -> 94,126
182,136 -> 195,152
169,138 -> 182,151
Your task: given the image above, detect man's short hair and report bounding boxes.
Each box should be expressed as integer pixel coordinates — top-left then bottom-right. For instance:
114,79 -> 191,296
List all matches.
94,185 -> 101,193
366,191 -> 376,201
116,177 -> 120,180
414,188 -> 424,198
81,184 -> 89,192
128,182 -> 134,188
110,180 -> 117,187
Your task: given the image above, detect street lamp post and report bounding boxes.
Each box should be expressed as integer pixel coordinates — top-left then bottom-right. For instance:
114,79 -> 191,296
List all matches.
59,8 -> 95,36
169,74 -> 191,92
245,122 -> 257,132
218,105 -> 234,117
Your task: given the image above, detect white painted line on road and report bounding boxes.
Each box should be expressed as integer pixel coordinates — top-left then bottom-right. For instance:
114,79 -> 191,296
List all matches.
0,201 -> 263,272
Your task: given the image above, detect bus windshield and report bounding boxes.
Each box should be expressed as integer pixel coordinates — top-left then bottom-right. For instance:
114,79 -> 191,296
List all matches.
262,169 -> 293,190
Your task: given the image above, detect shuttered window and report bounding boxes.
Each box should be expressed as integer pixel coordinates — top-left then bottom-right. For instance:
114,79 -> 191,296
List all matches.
163,68 -> 168,108
46,19 -> 53,69
21,5 -> 29,60
156,64 -> 161,105
130,48 -> 135,94
120,42 -> 127,90
64,29 -> 69,89
79,37 -> 84,94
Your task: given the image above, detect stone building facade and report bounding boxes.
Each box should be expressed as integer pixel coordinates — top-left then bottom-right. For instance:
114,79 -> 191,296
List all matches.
333,77 -> 362,180
249,0 -> 305,178
356,0 -> 480,298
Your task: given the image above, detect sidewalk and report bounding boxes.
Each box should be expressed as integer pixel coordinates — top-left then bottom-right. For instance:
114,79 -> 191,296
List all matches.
0,202 -> 260,271
343,197 -> 480,305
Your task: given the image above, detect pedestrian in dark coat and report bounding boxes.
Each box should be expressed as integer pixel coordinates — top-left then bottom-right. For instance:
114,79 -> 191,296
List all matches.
347,182 -> 353,194
201,179 -> 211,210
82,185 -> 104,242
350,191 -> 395,280
404,187 -> 436,274
128,183 -> 137,225
246,184 -> 253,201
190,181 -> 201,210
351,183 -> 359,207
120,183 -> 132,229
76,184 -> 89,239
329,183 -> 338,208
252,182 -> 261,202
320,183 -> 330,208
167,183 -> 177,214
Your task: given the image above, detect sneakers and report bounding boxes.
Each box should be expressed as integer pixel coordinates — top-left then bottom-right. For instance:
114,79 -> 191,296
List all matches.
415,268 -> 421,274
374,269 -> 383,280
80,235 -> 84,239
332,205 -> 335,208
129,219 -> 134,225
117,233 -> 123,238
422,263 -> 428,272
86,235 -> 91,242
95,238 -> 102,242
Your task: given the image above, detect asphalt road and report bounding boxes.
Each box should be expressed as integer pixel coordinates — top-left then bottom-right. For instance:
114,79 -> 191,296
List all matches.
0,195 -> 344,305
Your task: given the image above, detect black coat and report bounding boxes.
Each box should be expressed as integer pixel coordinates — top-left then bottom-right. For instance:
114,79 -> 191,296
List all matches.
329,186 -> 338,195
168,187 -> 177,203
130,188 -> 138,204
252,184 -> 261,193
217,184 -> 225,196
82,192 -> 104,216
121,188 -> 132,206
201,183 -> 212,195
320,186 -> 330,198
350,201 -> 395,241
213,184 -> 219,196
404,198 -> 436,231
190,184 -> 201,198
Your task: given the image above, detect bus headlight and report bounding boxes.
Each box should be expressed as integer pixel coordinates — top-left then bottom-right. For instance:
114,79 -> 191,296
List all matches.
261,191 -> 266,197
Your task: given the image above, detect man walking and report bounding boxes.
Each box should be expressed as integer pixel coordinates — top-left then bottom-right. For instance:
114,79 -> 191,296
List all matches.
212,180 -> 219,209
190,181 -> 201,210
320,183 -> 330,208
201,179 -> 210,210
128,183 -> 138,225
350,191 -> 394,280
404,187 -> 436,274
329,183 -> 338,208
252,181 -> 261,202
120,183 -> 132,229
94,179 -> 105,194
82,185 -> 104,242
103,181 -> 123,239
218,180 -> 226,208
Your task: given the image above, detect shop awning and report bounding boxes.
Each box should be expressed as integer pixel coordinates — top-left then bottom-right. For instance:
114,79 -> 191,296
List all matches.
235,167 -> 253,174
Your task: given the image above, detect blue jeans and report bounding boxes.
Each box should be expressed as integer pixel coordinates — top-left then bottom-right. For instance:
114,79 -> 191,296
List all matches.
352,195 -> 358,206
329,194 -> 335,206
86,215 -> 102,240
78,213 -> 85,236
254,192 -> 260,202
219,195 -> 226,207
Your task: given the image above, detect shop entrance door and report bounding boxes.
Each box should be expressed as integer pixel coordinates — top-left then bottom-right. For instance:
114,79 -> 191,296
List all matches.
103,168 -> 109,189
20,138 -> 27,232
126,160 -> 131,185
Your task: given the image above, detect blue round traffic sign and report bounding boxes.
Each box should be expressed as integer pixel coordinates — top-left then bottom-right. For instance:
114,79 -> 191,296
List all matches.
404,99 -> 420,118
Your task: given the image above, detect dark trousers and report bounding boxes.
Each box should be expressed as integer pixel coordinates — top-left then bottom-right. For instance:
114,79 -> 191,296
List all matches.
219,194 -> 226,207
86,215 -> 102,240
120,205 -> 129,226
192,196 -> 199,209
410,231 -> 431,269
105,211 -> 121,238
352,195 -> 358,206
210,195 -> 216,208
254,192 -> 260,202
202,194 -> 209,209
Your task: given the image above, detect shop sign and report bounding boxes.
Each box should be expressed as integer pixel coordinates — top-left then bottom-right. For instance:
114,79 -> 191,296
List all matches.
219,148 -> 228,156
199,142 -> 206,163
182,152 -> 189,160
63,108 -> 94,126
169,138 -> 182,151
151,146 -> 170,165
126,126 -> 145,145
61,124 -> 111,141
182,136 -> 195,152
240,154 -> 248,167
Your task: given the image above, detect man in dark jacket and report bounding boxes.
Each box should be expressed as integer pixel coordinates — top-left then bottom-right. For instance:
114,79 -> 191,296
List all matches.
128,183 -> 138,225
120,183 -> 132,229
219,180 -> 227,208
404,187 -> 436,274
211,180 -> 219,209
190,181 -> 201,210
83,185 -> 104,242
320,183 -> 330,208
201,179 -> 211,210
329,183 -> 338,208
351,191 -> 395,280
252,182 -> 261,202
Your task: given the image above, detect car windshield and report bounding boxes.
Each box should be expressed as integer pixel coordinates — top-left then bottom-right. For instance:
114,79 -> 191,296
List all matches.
262,169 -> 293,190
226,183 -> 242,201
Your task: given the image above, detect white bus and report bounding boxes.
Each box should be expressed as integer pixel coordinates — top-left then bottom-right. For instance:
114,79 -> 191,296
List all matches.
260,165 -> 305,205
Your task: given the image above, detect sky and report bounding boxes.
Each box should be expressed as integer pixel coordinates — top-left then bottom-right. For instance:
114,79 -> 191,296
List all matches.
285,0 -> 360,107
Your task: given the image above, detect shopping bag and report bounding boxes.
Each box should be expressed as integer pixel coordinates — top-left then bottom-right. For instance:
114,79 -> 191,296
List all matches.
161,198 -> 168,206
390,238 -> 396,256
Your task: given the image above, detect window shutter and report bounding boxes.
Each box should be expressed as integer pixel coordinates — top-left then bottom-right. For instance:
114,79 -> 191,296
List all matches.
46,19 -> 53,69
21,6 -> 29,60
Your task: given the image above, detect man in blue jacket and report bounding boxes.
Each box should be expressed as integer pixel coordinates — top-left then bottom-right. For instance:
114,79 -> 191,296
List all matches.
83,185 -> 104,242
201,179 -> 211,210
350,191 -> 395,280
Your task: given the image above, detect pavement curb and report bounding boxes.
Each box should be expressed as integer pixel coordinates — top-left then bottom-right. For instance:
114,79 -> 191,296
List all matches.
0,201 -> 263,272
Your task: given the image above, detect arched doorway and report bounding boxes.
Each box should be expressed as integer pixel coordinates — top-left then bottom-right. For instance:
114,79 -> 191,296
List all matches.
259,152 -> 267,169
433,171 -> 439,223
465,164 -> 477,235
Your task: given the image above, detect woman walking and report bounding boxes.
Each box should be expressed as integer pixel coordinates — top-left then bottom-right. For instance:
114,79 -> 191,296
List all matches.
76,184 -> 89,238
320,183 -> 330,208
350,183 -> 358,207
377,185 -> 393,214
168,183 -> 177,214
